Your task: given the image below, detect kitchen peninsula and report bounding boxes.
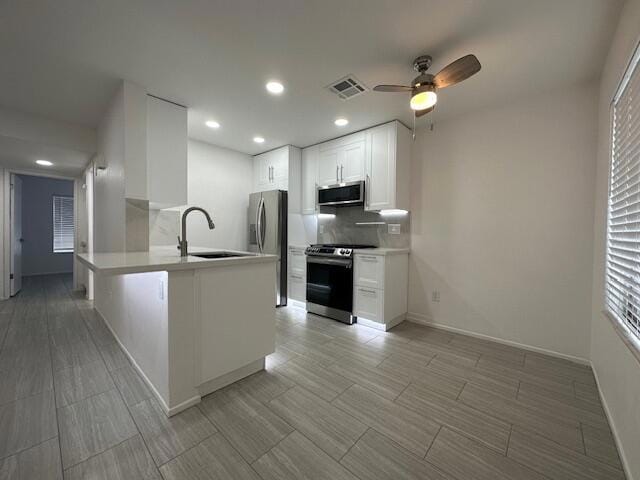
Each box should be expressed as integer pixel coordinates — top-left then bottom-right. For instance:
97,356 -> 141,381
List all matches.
77,246 -> 277,416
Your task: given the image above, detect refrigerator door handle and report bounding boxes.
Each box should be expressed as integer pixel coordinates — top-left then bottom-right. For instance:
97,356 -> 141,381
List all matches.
260,198 -> 267,251
257,197 -> 266,253
256,197 -> 264,253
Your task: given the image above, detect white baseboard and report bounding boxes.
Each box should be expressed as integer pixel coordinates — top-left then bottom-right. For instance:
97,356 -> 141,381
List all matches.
591,365 -> 633,480
406,311 -> 590,365
93,306 -> 200,417
357,313 -> 406,332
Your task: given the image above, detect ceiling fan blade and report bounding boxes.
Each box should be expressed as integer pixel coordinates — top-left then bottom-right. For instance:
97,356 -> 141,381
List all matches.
433,54 -> 481,89
415,106 -> 434,118
373,84 -> 413,92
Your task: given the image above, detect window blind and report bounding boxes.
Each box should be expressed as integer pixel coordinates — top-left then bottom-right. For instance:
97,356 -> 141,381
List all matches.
606,44 -> 640,340
53,195 -> 74,253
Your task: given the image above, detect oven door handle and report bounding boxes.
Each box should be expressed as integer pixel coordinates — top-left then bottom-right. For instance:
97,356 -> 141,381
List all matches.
307,256 -> 352,268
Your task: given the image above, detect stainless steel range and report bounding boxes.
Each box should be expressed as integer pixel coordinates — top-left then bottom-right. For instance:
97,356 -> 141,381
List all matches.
305,243 -> 375,324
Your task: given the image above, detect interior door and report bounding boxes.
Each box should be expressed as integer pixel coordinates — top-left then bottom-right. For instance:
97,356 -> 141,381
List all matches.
318,147 -> 339,186
10,174 -> 22,296
341,140 -> 366,182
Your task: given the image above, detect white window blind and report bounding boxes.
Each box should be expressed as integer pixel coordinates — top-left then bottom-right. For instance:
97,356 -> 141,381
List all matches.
606,44 -> 640,340
53,195 -> 74,253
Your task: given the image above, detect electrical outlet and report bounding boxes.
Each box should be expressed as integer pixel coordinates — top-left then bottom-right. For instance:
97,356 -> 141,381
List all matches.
319,225 -> 325,234
388,224 -> 401,235
432,290 -> 440,303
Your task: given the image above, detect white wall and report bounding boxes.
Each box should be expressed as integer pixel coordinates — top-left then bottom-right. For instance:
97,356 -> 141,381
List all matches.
408,82 -> 598,362
591,1 -> 640,478
19,174 -> 74,275
180,139 -> 253,250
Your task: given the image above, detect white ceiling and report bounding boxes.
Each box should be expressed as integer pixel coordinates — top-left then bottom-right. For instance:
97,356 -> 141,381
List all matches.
0,0 -> 623,155
0,135 -> 91,177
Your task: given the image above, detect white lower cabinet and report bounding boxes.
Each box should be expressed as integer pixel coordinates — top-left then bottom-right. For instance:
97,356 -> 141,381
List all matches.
353,252 -> 408,331
288,246 -> 307,305
354,286 -> 384,323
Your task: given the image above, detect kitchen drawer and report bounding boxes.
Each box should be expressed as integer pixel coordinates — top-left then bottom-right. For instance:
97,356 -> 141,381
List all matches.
354,286 -> 383,323
288,274 -> 306,302
354,254 -> 384,289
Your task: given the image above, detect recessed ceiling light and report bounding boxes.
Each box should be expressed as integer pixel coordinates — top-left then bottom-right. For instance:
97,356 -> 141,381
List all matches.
36,160 -> 53,166
334,118 -> 349,127
253,136 -> 265,144
266,81 -> 284,95
205,120 -> 220,129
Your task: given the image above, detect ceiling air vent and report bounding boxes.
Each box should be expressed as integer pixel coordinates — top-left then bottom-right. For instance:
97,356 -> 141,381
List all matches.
326,75 -> 368,100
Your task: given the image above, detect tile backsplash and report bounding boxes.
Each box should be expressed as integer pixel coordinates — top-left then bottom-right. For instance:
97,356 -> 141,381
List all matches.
317,206 -> 410,248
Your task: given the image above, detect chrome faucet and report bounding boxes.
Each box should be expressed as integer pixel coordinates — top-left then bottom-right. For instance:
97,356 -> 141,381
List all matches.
178,207 -> 215,257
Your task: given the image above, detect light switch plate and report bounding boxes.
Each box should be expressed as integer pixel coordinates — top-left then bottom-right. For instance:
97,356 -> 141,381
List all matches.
388,224 -> 401,234
319,225 -> 325,234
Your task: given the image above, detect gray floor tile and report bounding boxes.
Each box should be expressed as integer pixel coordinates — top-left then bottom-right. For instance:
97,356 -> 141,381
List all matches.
581,423 -> 624,470
51,339 -> 102,372
53,359 -> 115,407
396,382 -> 511,453
427,427 -> 546,480
508,427 -> 625,480
341,428 -> 451,480
459,383 -> 585,451
524,353 -> 596,385
0,389 -> 57,459
0,437 -> 62,480
199,385 -> 292,463
329,360 -> 409,400
280,339 -> 340,366
0,356 -> 53,405
427,356 -> 519,398
81,310 -> 116,346
64,435 -> 160,480
233,369 -> 295,404
111,365 -> 154,407
333,384 -> 441,457
58,388 -> 138,468
275,356 -> 353,402
378,353 -> 465,399
131,398 -> 217,466
268,385 -> 367,460
253,431 -> 358,480
516,382 -> 609,429
98,342 -> 129,372
49,318 -> 92,348
159,433 -> 260,480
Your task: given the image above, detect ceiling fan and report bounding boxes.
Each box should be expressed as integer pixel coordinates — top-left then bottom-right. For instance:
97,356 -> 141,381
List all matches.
374,54 -> 481,117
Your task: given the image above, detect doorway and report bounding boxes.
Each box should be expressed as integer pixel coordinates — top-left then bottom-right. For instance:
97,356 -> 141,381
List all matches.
7,173 -> 75,297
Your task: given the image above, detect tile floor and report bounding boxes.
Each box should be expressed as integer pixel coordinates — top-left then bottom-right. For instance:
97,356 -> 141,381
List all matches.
0,275 -> 626,479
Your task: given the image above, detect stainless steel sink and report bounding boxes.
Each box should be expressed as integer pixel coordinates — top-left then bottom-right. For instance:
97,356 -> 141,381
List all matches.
189,251 -> 254,259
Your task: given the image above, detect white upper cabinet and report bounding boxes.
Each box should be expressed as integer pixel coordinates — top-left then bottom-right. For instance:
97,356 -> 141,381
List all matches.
364,121 -> 411,211
147,96 -> 188,209
252,145 -> 301,212
341,140 -> 366,183
318,146 -> 340,186
317,131 -> 366,186
301,145 -> 319,215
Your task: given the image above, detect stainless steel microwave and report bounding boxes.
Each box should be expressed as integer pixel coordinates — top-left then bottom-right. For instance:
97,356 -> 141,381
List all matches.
317,180 -> 365,207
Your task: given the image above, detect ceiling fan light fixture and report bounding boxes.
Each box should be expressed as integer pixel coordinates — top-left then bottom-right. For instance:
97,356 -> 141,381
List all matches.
410,85 -> 437,111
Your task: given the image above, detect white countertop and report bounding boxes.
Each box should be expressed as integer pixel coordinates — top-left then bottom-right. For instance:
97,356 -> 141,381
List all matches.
353,247 -> 410,256
77,246 -> 277,275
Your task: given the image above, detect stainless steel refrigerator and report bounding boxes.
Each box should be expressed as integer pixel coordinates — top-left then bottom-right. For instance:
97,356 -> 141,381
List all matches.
248,190 -> 288,306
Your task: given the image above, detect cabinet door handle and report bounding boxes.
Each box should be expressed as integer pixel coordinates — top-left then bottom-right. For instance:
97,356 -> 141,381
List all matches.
365,174 -> 370,208
336,165 -> 339,182
359,288 -> 377,295
291,274 -> 304,280
341,164 -> 344,182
